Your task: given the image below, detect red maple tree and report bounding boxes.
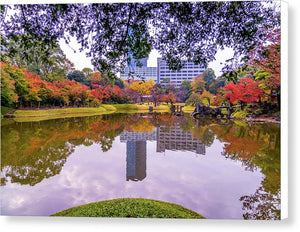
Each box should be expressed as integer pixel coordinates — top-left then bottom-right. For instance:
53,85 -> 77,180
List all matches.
224,78 -> 264,109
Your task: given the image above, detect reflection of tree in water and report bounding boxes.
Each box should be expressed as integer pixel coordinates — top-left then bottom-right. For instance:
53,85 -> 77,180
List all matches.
1,114 -> 130,186
1,113 -> 282,219
240,186 -> 280,220
212,122 -> 281,220
4,142 -> 75,186
180,115 -> 219,147
178,115 -> 281,220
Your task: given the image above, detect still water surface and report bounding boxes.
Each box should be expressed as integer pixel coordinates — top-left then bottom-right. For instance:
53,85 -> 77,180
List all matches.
1,113 -> 280,219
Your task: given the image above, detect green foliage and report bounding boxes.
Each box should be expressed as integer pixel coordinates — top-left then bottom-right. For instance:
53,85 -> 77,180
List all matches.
67,70 -> 90,86
191,74 -> 205,94
185,93 -> 202,106
52,198 -> 205,218
208,76 -> 227,94
1,106 -> 14,115
114,78 -> 125,89
231,110 -> 248,119
1,63 -> 30,106
0,66 -> 18,106
180,80 -> 192,90
202,68 -> 216,91
82,67 -> 93,79
2,35 -> 74,80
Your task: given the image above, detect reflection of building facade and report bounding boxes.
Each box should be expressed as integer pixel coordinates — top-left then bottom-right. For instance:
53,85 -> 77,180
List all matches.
156,124 -> 206,155
120,130 -> 157,142
120,130 -> 157,181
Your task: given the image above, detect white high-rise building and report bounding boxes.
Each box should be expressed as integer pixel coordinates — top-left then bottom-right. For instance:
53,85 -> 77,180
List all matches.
157,58 -> 206,88
120,66 -> 157,82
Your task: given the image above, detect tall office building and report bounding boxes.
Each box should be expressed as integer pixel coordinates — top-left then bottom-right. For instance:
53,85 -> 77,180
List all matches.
128,57 -> 148,67
120,66 -> 157,82
157,58 -> 206,88
120,27 -> 157,82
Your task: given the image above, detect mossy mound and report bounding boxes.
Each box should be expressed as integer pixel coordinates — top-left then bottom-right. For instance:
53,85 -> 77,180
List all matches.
51,198 -> 205,219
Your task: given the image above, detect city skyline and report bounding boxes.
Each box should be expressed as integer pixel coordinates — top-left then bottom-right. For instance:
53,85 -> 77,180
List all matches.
59,37 -> 234,77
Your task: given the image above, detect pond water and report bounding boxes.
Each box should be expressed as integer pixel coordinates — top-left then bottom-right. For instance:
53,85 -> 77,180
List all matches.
0,113 -> 280,219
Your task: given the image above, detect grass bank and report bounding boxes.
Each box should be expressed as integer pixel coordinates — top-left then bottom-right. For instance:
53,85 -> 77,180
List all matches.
51,198 -> 205,219
6,103 -> 195,122
11,106 -> 116,122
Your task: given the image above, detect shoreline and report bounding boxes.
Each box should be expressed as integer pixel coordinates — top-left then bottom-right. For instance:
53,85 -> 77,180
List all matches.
2,105 -> 280,124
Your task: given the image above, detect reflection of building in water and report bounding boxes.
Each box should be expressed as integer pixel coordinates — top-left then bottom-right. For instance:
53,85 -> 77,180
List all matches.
120,130 -> 156,181
126,140 -> 146,181
120,130 -> 157,142
156,124 -> 206,155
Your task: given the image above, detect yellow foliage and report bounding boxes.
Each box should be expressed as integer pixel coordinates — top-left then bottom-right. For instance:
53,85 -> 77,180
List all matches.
129,118 -> 155,133
129,79 -> 155,96
199,89 -> 215,105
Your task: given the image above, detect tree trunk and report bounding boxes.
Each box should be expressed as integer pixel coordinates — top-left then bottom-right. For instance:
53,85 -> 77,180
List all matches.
277,93 -> 280,110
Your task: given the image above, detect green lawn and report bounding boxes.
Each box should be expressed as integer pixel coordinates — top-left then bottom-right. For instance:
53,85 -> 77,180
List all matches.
51,198 -> 205,219
11,106 -> 116,122
6,103 -> 194,122
13,106 -> 113,117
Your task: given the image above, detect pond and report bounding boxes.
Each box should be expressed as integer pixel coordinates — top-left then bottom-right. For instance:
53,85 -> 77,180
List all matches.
0,113 -> 280,219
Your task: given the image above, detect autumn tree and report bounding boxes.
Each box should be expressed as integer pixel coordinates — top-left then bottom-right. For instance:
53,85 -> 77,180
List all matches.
223,78 -> 264,110
150,84 -> 163,107
129,79 -> 155,101
90,71 -> 113,88
200,89 -> 215,106
166,91 -> 176,105
191,74 -> 205,94
250,29 -> 281,107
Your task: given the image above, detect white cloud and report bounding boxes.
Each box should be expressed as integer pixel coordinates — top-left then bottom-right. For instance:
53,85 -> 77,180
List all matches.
59,38 -> 94,71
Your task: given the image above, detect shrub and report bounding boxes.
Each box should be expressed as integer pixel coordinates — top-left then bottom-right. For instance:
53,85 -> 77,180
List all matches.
185,93 -> 202,106
231,110 -> 248,119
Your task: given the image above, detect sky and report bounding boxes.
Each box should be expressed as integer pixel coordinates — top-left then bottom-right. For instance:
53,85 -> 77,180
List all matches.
59,37 -> 234,77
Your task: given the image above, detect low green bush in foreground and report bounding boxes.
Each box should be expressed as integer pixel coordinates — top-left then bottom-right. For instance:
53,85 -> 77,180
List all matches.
51,198 -> 205,219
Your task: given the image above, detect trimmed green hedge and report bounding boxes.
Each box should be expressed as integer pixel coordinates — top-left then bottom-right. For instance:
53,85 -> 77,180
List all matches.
52,198 -> 205,219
